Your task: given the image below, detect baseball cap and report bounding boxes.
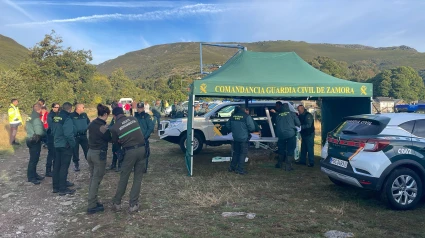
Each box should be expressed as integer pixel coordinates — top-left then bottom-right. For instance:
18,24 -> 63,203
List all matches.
137,103 -> 145,108
112,107 -> 124,116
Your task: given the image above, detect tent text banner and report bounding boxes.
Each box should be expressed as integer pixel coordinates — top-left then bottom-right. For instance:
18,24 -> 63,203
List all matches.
195,83 -> 372,97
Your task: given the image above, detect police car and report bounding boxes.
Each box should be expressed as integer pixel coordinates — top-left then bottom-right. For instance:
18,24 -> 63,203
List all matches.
158,101 -> 297,155
320,113 -> 425,210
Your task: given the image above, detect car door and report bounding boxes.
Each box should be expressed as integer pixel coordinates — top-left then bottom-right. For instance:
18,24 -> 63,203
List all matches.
410,119 -> 425,161
208,104 -> 238,140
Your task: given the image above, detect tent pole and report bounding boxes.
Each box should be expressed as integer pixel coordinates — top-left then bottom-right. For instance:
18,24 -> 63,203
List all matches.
185,85 -> 195,176
200,43 -> 203,75
245,98 -> 249,108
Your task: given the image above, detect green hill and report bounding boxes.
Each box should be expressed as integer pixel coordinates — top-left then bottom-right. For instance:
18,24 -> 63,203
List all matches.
97,41 -> 425,80
0,35 -> 29,71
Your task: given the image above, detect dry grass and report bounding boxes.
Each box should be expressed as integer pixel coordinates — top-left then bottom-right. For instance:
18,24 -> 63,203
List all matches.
0,117 -> 27,154
51,138 -> 425,237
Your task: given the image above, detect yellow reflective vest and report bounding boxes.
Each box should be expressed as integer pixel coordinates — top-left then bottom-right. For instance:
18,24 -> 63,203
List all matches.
8,104 -> 23,125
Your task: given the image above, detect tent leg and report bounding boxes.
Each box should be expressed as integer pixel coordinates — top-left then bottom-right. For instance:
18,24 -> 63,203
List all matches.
185,90 -> 195,176
245,98 -> 249,108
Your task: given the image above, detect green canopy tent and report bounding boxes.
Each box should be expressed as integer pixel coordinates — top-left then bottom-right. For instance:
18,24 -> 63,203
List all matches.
185,51 -> 373,176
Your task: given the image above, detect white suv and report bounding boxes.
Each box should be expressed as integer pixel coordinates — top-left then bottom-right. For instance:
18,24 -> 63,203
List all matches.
158,101 -> 297,154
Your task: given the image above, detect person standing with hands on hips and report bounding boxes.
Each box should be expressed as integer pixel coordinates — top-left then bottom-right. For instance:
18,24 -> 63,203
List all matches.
86,104 -> 112,214
110,107 -> 146,213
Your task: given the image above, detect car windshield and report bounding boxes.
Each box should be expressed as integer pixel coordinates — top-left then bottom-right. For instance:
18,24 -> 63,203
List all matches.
208,103 -> 218,109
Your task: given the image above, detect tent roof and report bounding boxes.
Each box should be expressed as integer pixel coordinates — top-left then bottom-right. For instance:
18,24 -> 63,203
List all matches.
193,51 -> 372,97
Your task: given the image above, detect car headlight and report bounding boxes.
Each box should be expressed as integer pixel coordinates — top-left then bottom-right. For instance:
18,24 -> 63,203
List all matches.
170,120 -> 182,128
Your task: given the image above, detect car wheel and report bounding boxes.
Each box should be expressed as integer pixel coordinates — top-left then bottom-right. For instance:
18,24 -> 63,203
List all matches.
179,132 -> 204,155
328,176 -> 347,186
382,168 -> 422,210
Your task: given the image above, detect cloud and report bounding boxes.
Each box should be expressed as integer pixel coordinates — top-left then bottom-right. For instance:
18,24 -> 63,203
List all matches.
7,3 -> 227,26
2,0 -> 35,20
14,1 -> 190,8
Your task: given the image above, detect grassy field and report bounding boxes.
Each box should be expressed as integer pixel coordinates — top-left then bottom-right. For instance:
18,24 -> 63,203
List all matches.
4,113 -> 425,237
54,133 -> 425,237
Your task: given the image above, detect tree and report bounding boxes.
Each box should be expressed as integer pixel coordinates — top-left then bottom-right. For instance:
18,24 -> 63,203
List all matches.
0,70 -> 35,112
18,30 -> 96,103
369,66 -> 425,102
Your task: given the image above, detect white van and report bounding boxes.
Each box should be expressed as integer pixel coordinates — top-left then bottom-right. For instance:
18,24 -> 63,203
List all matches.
119,98 -> 133,105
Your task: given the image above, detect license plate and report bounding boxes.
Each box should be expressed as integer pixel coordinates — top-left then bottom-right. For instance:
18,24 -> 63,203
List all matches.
330,158 -> 348,168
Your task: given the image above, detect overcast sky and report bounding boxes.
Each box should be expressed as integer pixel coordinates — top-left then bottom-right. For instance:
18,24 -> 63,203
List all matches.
1,0 -> 424,64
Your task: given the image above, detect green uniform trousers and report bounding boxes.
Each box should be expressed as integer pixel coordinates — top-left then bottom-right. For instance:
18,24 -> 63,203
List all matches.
113,147 -> 146,206
87,149 -> 107,209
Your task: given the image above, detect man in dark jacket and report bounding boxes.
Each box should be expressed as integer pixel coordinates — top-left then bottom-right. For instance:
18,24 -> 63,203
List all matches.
297,105 -> 315,167
71,104 -> 90,172
107,102 -> 122,172
45,103 -> 60,177
225,105 -> 255,175
110,107 -> 146,213
51,102 -> 76,195
134,103 -> 154,173
25,103 -> 46,185
275,102 -> 301,171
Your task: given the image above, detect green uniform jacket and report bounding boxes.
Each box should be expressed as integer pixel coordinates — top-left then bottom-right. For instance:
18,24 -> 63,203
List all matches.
25,110 -> 46,139
225,111 -> 255,142
299,111 -> 315,136
110,115 -> 145,147
70,112 -> 90,134
134,111 -> 154,139
51,110 -> 76,148
275,106 -> 301,140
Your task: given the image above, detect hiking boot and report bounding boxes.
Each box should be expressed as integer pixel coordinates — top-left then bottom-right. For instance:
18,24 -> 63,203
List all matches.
228,167 -> 236,172
74,163 -> 80,172
59,188 -> 76,196
45,168 -> 53,177
129,204 -> 139,213
87,203 -> 105,215
66,181 -> 74,187
112,203 -> 122,212
307,164 -> 314,168
235,171 -> 248,175
35,174 -> 45,180
28,179 -> 41,185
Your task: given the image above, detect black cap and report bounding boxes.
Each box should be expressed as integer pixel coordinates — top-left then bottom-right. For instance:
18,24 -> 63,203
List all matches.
112,107 -> 124,116
137,103 -> 145,108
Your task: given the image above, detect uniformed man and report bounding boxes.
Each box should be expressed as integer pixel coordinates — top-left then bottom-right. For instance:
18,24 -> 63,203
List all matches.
199,102 -> 209,115
25,103 -> 46,185
134,103 -> 154,172
226,105 -> 255,175
108,102 -> 122,172
275,102 -> 301,171
151,100 -> 163,130
51,102 -> 76,195
171,101 -> 177,118
45,103 -> 60,177
297,105 -> 315,167
8,99 -> 23,145
110,107 -> 146,213
134,103 -> 154,141
71,104 -> 90,172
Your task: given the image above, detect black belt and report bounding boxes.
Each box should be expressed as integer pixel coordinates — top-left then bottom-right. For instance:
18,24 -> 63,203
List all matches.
123,143 -> 145,152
